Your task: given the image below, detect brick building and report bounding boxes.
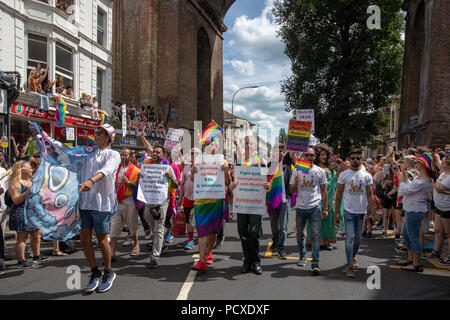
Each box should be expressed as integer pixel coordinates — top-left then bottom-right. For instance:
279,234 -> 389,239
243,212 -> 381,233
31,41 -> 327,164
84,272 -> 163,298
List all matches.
112,0 -> 235,136
399,0 -> 450,149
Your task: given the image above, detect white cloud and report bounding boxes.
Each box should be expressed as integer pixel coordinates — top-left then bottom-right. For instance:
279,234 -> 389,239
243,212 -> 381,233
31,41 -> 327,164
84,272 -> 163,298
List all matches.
230,59 -> 255,76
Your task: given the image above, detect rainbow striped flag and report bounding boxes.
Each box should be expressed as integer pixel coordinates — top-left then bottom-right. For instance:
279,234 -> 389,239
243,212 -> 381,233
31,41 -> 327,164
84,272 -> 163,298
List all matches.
295,159 -> 312,174
100,113 -> 108,126
138,150 -> 147,165
194,199 -> 225,237
56,97 -> 66,128
200,120 -> 223,144
266,162 -> 283,213
87,135 -> 95,146
243,153 -> 260,167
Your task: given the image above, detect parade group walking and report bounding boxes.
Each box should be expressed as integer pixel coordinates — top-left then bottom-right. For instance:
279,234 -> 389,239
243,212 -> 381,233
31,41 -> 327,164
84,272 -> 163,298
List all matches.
0,119 -> 449,295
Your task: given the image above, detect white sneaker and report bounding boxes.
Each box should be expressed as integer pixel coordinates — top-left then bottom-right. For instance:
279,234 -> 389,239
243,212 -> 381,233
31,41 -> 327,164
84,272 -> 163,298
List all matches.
144,231 -> 151,240
122,239 -> 132,246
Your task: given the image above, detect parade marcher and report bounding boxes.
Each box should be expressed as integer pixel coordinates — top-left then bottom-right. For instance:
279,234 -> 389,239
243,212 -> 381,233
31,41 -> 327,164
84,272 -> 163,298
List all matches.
290,147 -> 328,275
110,147 -> 141,261
78,124 -> 121,293
233,135 -> 265,275
267,143 -> 290,260
190,136 -> 231,272
178,148 -> 201,250
335,148 -> 375,278
2,161 -> 49,268
431,155 -> 450,265
307,144 -> 337,251
397,153 -> 436,272
142,145 -> 179,268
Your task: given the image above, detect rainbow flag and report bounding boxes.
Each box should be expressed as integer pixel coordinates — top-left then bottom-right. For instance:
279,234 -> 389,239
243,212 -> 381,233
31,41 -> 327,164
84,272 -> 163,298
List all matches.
200,120 -> 223,144
266,162 -> 283,213
194,199 -> 225,237
295,159 -> 312,174
56,97 -> 66,128
243,153 -> 260,167
87,135 -> 95,146
138,150 -> 147,165
116,163 -> 141,203
100,113 -> 108,126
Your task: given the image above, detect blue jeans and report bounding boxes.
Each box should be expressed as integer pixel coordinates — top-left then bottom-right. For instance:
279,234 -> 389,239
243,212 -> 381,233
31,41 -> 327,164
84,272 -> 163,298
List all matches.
269,201 -> 289,250
402,211 -> 427,254
296,206 -> 322,264
343,210 -> 365,264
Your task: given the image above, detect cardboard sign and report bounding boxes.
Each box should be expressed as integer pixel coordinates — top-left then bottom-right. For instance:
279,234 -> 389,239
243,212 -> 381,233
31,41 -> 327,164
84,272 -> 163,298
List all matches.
164,128 -> 184,150
137,164 -> 169,205
232,166 -> 266,215
286,120 -> 312,153
296,109 -> 315,134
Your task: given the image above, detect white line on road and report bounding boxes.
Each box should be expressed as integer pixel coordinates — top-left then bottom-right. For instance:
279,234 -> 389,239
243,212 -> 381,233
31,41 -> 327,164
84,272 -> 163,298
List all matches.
176,254 -> 230,300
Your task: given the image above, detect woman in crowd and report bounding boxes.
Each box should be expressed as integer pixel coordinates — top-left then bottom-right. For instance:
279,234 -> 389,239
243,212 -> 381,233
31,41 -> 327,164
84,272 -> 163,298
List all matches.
3,161 -> 48,268
430,155 -> 450,265
306,144 -> 337,250
397,153 -> 436,272
381,164 -> 397,236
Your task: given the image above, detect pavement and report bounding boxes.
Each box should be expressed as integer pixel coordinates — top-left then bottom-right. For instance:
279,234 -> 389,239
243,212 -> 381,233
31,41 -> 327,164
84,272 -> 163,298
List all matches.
1,211 -> 449,300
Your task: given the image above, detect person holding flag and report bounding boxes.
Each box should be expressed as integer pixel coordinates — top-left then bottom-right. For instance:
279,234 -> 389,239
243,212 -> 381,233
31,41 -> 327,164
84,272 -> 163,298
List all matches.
290,147 -> 328,275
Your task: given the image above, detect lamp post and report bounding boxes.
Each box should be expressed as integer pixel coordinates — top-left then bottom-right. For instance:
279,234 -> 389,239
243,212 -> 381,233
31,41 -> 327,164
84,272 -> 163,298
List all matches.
230,85 -> 258,163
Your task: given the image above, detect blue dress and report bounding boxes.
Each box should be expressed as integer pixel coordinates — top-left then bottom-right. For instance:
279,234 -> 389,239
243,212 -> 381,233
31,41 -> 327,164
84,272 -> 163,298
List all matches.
9,184 -> 38,232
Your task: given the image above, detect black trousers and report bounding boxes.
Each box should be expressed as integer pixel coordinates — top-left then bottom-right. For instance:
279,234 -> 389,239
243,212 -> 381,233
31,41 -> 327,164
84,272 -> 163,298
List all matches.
237,213 -> 262,265
138,207 -> 150,231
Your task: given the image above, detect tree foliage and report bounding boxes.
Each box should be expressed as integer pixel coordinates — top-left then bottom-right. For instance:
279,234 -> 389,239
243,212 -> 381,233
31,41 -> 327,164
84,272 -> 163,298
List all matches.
273,0 -> 404,157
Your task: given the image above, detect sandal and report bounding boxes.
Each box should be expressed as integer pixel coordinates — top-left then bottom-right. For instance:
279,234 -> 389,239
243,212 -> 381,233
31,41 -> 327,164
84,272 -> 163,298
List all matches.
397,260 -> 413,266
52,250 -> 68,256
401,264 -> 424,272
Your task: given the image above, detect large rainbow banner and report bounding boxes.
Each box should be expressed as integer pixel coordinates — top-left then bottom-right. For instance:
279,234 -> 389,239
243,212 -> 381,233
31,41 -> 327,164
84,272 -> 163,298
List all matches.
286,119 -> 312,152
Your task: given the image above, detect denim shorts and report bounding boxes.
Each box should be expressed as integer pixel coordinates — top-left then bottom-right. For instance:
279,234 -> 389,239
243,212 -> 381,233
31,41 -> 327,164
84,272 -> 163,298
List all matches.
80,209 -> 115,234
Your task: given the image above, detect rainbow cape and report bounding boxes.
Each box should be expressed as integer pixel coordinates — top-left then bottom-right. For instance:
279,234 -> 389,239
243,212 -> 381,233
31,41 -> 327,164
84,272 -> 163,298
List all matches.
295,159 -> 312,174
56,97 -> 66,128
116,163 -> 140,203
200,120 -> 223,144
266,162 -> 283,213
194,199 -> 225,237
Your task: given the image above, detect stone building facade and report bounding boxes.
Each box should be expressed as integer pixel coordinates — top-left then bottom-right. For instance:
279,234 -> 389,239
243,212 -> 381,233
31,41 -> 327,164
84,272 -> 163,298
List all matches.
112,0 -> 235,134
399,0 -> 450,149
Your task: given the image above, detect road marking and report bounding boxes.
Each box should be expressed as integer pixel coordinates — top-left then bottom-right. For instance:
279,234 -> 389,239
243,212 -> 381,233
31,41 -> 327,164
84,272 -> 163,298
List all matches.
265,242 -> 312,261
177,253 -> 231,300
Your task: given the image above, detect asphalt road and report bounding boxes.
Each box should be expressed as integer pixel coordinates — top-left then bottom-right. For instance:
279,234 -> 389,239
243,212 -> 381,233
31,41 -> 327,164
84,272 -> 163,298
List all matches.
1,210 -> 449,300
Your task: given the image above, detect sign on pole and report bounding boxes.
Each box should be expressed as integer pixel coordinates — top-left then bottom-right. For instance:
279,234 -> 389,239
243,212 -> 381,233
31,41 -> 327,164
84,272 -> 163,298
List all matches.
286,120 -> 312,153
296,109 -> 315,134
137,164 -> 169,205
121,104 -> 127,137
232,166 -> 266,215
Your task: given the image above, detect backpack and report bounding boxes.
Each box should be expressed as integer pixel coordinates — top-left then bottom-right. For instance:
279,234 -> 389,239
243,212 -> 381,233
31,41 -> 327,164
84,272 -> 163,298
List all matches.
375,179 -> 385,199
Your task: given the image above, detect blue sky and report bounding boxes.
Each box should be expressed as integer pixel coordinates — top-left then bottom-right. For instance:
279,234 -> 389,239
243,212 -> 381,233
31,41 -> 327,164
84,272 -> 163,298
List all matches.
223,0 -> 292,143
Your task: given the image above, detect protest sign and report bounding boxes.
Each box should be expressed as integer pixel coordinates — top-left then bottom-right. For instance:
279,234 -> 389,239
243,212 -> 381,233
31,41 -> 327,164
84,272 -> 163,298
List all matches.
194,154 -> 225,199
164,128 -> 184,150
286,120 -> 312,153
296,109 -> 315,134
137,164 -> 169,205
232,166 -> 266,215
122,104 -> 127,136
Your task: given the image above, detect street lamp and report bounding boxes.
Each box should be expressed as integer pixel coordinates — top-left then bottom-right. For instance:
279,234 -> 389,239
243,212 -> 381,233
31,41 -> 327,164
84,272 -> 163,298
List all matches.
230,85 -> 258,163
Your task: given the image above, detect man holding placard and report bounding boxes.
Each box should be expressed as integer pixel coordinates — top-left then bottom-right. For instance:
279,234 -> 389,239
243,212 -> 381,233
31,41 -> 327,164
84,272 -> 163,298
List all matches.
290,147 -> 328,275
138,145 -> 179,268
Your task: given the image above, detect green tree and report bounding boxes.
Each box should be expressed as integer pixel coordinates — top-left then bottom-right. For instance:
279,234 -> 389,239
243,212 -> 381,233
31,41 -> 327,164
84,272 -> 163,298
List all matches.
273,0 -> 404,157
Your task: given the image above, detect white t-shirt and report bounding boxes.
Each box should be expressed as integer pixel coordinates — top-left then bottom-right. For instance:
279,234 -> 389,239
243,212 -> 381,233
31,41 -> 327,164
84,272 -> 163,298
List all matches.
79,148 -> 121,212
289,164 -> 327,209
0,167 -> 7,211
338,169 -> 373,214
434,173 -> 450,212
398,179 -> 432,213
117,166 -> 135,205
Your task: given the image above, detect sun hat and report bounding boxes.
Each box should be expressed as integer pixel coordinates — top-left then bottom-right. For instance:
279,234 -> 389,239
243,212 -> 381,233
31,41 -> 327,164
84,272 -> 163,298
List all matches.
100,123 -> 116,142
413,152 -> 438,172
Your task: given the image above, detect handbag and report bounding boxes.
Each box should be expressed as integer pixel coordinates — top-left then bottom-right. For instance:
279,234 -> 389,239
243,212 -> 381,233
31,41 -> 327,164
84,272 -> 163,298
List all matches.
172,210 -> 186,236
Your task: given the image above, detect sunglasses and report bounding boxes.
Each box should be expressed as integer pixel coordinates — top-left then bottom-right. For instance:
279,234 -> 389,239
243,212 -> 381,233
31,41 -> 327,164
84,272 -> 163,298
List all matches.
94,130 -> 105,136
350,157 -> 362,161
392,167 -> 399,171
304,153 -> 315,157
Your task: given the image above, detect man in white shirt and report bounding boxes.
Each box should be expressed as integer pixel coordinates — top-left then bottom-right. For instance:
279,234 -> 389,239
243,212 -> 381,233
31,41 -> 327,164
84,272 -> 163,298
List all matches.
335,148 -> 375,278
290,147 -> 328,275
78,124 -> 121,293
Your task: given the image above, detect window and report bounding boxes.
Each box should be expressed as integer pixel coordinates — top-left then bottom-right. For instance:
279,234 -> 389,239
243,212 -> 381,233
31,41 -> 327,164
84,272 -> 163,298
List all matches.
96,68 -> 104,108
97,8 -> 106,46
55,42 -> 73,94
27,34 -> 47,82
